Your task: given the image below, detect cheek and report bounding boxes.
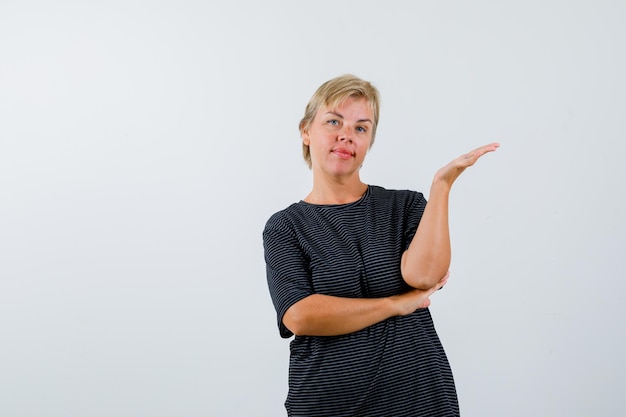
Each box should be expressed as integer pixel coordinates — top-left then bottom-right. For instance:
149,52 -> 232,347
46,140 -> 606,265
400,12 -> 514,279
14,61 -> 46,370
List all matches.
360,138 -> 373,151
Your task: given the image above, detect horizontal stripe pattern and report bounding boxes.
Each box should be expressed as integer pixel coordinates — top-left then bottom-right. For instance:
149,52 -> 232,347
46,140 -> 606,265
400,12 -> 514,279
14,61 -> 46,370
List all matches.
263,185 -> 459,416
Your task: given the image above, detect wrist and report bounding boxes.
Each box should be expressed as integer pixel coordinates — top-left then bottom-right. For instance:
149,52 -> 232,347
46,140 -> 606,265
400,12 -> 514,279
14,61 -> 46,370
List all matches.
387,293 -> 415,317
430,178 -> 452,196
386,295 -> 402,317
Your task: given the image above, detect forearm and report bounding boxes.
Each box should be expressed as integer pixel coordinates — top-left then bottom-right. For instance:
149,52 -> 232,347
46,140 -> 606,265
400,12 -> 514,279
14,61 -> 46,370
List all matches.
401,179 -> 451,289
283,293 -> 398,337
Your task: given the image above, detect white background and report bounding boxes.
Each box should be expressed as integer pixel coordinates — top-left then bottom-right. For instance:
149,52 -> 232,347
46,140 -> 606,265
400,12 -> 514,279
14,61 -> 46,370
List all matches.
1,1 -> 625,416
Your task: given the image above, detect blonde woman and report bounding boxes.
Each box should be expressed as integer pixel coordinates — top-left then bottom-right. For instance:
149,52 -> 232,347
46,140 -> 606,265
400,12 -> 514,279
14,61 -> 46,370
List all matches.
263,74 -> 498,416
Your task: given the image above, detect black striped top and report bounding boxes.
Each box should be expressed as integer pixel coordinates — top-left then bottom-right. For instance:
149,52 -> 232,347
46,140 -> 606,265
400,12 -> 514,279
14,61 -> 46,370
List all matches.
263,185 -> 459,417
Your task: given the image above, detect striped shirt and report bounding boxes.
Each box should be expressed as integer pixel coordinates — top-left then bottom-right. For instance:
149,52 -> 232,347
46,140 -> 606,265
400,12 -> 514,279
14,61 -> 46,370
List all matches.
263,185 -> 459,416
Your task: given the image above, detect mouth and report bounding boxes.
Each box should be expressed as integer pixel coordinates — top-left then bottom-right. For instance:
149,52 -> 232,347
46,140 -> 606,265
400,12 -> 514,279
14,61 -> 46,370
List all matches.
331,148 -> 354,159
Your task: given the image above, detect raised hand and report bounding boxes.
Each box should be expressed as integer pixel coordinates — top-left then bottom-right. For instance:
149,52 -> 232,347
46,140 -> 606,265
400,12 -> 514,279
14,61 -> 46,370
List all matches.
401,143 -> 499,290
434,142 -> 500,188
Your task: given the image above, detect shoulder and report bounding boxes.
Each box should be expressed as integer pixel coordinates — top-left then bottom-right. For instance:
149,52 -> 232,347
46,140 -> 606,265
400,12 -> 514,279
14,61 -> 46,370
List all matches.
263,202 -> 308,234
368,185 -> 425,205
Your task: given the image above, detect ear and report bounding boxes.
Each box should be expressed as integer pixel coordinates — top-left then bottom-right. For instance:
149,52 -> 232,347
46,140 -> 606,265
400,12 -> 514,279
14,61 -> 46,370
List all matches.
302,130 -> 310,146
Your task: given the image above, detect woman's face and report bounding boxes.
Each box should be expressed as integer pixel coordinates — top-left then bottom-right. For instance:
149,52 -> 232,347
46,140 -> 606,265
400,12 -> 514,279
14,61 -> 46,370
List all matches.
303,96 -> 374,180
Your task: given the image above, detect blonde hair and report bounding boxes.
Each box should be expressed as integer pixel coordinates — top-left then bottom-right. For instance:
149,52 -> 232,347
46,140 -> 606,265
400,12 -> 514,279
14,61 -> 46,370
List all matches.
299,74 -> 381,169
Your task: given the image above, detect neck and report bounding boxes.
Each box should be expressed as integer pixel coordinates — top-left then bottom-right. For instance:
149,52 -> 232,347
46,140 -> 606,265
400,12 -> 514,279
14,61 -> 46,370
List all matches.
305,174 -> 368,205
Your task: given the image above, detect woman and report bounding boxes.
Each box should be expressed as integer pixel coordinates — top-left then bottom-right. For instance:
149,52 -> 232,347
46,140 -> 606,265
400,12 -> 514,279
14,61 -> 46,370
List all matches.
263,74 -> 498,416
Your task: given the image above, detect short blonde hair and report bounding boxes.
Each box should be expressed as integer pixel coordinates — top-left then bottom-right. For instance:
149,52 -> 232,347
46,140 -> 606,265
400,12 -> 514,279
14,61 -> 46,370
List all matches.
299,74 -> 381,169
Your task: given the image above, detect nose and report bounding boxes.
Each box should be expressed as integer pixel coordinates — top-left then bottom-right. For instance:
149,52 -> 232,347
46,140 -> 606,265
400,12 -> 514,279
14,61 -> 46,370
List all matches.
338,126 -> 353,142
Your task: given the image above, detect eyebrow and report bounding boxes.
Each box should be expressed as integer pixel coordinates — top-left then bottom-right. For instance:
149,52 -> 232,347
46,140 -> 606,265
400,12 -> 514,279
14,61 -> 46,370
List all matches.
325,111 -> 373,124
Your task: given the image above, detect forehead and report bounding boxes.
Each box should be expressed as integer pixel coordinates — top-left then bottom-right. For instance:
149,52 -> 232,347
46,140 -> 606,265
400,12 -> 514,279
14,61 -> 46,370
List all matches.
319,96 -> 374,118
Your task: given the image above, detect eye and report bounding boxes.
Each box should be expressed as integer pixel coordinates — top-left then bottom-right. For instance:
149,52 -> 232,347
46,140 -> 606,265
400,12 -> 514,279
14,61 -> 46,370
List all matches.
356,126 -> 367,133
327,119 -> 340,126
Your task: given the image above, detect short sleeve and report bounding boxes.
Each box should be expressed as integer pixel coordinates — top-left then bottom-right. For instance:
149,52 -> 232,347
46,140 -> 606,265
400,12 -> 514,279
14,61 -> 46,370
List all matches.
263,213 -> 314,338
403,192 -> 427,251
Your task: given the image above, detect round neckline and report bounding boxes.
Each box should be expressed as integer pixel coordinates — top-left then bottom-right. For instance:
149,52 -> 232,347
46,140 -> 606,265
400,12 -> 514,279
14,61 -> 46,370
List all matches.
299,185 -> 371,208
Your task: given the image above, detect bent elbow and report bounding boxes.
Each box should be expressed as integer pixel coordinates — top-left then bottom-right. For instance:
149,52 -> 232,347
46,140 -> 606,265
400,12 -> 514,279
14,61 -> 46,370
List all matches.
402,274 -> 433,290
282,306 -> 307,336
401,265 -> 432,290
402,268 -> 447,290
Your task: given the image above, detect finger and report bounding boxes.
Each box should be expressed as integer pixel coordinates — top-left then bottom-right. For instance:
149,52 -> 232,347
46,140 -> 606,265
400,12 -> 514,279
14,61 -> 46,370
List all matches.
434,272 -> 449,291
480,142 -> 500,150
434,279 -> 447,292
463,143 -> 500,166
472,142 -> 500,158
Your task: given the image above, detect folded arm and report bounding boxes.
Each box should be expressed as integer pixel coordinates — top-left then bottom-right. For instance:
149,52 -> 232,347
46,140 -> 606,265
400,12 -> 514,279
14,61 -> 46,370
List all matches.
283,275 -> 447,337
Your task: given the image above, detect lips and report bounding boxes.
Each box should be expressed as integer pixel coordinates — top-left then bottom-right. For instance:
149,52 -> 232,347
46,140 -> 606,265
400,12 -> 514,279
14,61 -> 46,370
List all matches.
331,147 -> 354,159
